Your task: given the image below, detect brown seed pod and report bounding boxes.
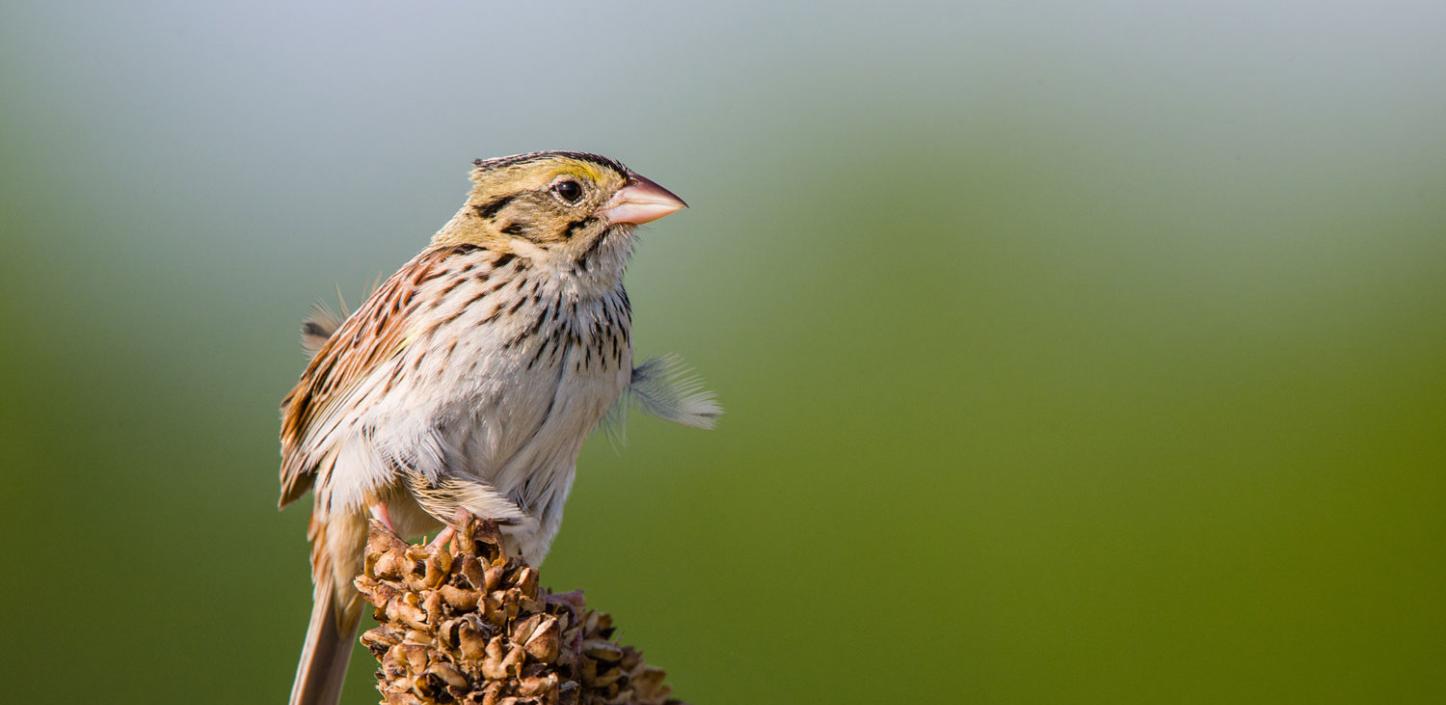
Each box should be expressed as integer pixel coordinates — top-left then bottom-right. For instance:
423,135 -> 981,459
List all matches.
355,516 -> 683,705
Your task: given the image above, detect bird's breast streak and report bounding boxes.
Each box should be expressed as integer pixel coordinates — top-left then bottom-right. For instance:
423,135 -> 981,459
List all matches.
408,273 -> 630,524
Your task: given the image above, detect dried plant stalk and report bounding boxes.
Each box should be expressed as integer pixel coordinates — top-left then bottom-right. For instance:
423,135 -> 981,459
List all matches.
354,517 -> 682,705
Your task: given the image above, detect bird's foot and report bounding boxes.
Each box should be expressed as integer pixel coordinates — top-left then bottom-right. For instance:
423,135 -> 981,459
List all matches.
424,508 -> 476,552
450,507 -> 475,527
424,525 -> 455,553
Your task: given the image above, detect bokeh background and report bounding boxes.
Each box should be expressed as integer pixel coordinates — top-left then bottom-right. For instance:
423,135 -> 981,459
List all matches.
3,1 -> 1444,703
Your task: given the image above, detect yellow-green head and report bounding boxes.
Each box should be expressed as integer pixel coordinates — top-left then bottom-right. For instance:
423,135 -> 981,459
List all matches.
433,151 -> 686,257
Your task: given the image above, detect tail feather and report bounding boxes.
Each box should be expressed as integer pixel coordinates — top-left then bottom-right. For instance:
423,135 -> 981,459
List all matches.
290,514 -> 366,705
288,584 -> 358,705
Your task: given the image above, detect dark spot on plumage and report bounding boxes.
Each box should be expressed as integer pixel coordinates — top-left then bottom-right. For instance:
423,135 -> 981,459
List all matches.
563,216 -> 595,240
527,329 -> 559,370
440,305 -> 468,326
462,287 -> 490,309
508,297 -> 526,315
493,253 -> 515,269
534,380 -> 561,425
576,226 -> 613,271
474,195 -> 515,220
439,276 -> 468,297
501,222 -> 526,236
508,302 -> 552,349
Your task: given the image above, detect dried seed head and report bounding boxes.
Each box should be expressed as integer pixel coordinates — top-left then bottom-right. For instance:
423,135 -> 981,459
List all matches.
356,517 -> 683,705
428,661 -> 470,689
522,616 -> 562,663
440,583 -> 481,611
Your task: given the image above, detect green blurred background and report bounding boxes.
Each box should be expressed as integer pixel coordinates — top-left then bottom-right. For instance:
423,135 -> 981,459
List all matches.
2,1 -> 1444,703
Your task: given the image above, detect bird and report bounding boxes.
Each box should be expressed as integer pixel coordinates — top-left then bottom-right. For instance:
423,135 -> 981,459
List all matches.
278,151 -> 720,705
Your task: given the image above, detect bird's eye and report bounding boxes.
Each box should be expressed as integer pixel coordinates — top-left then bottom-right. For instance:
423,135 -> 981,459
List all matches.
552,180 -> 584,204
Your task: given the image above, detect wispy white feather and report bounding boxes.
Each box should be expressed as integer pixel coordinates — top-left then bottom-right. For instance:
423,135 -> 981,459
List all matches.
605,354 -> 722,444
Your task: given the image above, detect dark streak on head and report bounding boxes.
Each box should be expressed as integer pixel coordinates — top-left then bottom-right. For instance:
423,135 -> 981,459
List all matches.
575,226 -> 614,272
472,151 -> 629,178
501,222 -> 526,236
563,216 -> 596,240
474,194 -> 515,220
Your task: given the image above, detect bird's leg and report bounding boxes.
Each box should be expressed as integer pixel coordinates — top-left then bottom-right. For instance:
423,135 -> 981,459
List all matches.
369,502 -> 397,534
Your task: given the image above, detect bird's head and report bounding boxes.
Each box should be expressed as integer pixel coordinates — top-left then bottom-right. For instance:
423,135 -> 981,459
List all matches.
434,151 -> 686,274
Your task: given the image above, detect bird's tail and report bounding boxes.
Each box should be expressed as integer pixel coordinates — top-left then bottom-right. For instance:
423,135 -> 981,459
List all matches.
289,515 -> 366,705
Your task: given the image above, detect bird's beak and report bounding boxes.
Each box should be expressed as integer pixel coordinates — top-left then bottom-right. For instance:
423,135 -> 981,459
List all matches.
599,173 -> 688,226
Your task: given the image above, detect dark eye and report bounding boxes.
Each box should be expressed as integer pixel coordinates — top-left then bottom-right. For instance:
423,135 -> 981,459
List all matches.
552,180 -> 584,204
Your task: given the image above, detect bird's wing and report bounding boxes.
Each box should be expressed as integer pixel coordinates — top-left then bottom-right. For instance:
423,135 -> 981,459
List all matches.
278,249 -> 452,508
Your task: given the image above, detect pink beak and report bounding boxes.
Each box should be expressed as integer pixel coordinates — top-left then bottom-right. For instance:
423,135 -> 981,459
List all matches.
599,173 -> 688,226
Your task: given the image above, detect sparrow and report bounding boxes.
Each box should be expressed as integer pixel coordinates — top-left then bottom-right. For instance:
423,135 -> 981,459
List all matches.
279,152 -> 720,705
